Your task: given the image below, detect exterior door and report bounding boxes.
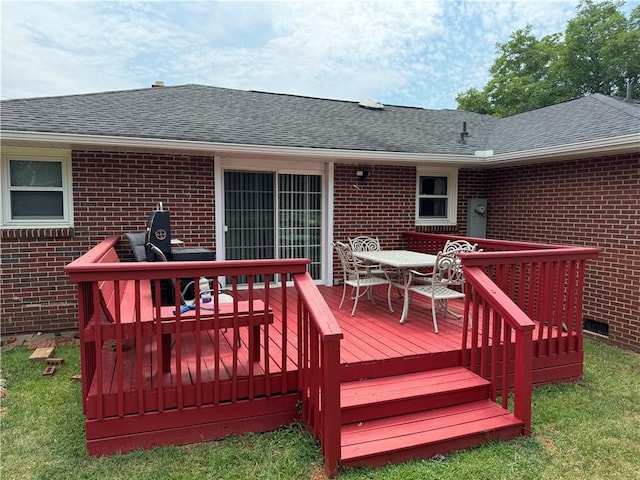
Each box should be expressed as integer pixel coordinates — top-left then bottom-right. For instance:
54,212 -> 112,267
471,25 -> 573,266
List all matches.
223,170 -> 323,280
224,171 -> 275,262
278,173 -> 322,279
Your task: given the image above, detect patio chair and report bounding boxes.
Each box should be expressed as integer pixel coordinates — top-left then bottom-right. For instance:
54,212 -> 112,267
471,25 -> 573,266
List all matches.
349,235 -> 403,302
407,249 -> 467,333
348,236 -> 386,277
442,239 -> 479,254
124,231 -> 148,262
333,241 -> 390,316
410,240 -> 479,288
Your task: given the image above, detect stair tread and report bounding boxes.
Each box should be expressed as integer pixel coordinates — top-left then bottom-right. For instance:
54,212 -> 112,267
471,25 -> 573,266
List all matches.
341,399 -> 523,462
341,366 -> 489,409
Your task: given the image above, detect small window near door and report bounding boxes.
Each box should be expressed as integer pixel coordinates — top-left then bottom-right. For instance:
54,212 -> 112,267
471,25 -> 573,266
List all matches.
415,168 -> 458,226
1,149 -> 73,227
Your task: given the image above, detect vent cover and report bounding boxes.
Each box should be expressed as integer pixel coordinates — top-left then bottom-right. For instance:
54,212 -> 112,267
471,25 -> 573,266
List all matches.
583,318 -> 609,336
358,99 -> 384,110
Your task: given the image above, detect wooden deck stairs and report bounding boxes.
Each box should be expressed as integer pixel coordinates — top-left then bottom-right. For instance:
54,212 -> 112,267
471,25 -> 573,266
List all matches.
339,366 -> 524,469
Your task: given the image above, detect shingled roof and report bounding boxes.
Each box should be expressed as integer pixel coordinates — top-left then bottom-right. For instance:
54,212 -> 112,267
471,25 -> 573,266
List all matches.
486,93 -> 640,154
1,84 -> 638,157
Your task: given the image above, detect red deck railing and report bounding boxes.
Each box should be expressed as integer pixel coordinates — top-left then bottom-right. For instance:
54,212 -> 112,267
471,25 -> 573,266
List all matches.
66,234 -> 598,475
462,266 -> 535,433
404,232 -> 600,433
295,272 -> 343,478
65,236 -> 344,471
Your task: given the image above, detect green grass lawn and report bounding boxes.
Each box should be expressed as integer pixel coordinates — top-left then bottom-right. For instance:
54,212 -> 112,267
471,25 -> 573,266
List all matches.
1,339 -> 638,479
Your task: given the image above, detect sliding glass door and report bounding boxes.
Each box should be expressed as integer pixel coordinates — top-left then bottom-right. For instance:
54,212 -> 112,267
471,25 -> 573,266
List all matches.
278,173 -> 322,279
224,171 -> 275,261
223,170 -> 323,280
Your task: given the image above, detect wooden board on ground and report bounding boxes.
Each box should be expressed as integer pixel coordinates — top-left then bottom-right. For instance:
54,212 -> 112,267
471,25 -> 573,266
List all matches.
29,347 -> 55,362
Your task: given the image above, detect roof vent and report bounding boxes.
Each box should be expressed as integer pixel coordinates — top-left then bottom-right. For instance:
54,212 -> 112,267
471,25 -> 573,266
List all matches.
460,121 -> 470,143
358,99 -> 384,110
152,81 -> 165,88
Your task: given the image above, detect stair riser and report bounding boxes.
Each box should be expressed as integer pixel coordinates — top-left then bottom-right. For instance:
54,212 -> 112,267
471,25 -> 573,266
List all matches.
341,385 -> 490,425
341,424 -> 523,468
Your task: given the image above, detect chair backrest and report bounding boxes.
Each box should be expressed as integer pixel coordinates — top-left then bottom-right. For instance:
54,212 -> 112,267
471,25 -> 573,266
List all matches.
349,236 -> 381,253
333,241 -> 359,277
442,239 -> 478,254
432,250 -> 465,287
125,232 -> 148,261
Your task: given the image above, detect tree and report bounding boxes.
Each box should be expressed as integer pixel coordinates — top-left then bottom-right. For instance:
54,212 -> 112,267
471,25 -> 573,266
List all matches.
455,88 -> 493,115
564,0 -> 639,97
487,27 -> 569,117
456,0 -> 639,116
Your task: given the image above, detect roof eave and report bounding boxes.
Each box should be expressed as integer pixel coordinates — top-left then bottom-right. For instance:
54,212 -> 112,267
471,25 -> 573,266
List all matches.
481,133 -> 639,167
1,130 -> 636,167
0,131 -> 481,166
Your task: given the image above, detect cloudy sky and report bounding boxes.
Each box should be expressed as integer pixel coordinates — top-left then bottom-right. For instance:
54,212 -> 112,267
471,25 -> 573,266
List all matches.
1,0 -> 637,109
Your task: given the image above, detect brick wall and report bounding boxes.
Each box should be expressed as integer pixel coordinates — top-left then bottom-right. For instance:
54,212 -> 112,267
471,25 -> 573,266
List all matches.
1,228 -> 81,334
485,153 -> 640,352
1,149 -> 216,335
333,164 -> 415,248
2,148 -> 637,352
331,164 -> 486,282
333,164 -> 487,243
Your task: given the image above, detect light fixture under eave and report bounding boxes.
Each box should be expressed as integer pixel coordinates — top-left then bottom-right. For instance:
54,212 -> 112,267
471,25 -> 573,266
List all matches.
358,99 -> 384,110
356,168 -> 370,181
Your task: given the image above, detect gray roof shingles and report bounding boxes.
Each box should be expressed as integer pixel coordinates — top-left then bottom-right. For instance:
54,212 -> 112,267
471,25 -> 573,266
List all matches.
485,93 -> 640,154
1,84 -> 638,156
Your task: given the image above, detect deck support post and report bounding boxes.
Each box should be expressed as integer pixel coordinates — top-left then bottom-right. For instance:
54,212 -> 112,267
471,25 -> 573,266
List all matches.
514,329 -> 533,435
322,338 -> 341,478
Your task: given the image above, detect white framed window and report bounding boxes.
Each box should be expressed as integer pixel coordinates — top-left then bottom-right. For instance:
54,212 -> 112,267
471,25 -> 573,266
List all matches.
415,167 -> 458,226
1,148 -> 73,228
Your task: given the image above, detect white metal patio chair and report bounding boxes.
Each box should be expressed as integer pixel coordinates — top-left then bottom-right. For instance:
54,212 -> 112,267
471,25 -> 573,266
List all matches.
349,236 -> 386,277
349,236 -> 403,306
410,240 -> 479,288
333,241 -> 390,316
442,239 -> 479,254
407,249 -> 467,333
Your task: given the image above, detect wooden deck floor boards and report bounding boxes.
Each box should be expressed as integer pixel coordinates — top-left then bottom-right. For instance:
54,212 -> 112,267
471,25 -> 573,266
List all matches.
88,284 -> 576,399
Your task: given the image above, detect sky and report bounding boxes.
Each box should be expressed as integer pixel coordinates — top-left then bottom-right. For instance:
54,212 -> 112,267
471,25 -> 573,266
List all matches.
1,0 -> 638,110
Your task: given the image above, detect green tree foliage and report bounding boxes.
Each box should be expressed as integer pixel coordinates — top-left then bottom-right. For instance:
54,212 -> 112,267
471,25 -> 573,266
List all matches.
456,0 -> 640,117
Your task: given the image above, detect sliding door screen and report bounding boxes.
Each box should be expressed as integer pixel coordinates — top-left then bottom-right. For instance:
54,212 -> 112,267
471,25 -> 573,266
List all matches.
279,173 -> 322,279
224,171 -> 322,280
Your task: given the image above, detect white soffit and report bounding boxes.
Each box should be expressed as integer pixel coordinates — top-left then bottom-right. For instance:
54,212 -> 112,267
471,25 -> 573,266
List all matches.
1,130 -> 638,167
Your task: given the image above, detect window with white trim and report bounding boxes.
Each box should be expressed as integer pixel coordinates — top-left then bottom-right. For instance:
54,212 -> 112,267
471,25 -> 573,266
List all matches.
415,168 -> 458,226
1,148 -> 73,227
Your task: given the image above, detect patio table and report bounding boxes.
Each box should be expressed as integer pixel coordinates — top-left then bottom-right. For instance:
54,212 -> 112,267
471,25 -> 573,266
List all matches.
352,250 -> 437,324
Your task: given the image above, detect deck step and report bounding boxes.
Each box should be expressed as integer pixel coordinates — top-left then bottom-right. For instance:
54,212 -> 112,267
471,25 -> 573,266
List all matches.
340,399 -> 524,468
341,366 -> 490,424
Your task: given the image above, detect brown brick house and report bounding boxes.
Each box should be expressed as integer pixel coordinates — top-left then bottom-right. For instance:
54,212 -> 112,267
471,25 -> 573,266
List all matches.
1,85 -> 638,351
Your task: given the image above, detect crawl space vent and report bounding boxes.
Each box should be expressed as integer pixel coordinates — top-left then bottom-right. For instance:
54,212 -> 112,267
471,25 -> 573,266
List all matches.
583,318 -> 609,337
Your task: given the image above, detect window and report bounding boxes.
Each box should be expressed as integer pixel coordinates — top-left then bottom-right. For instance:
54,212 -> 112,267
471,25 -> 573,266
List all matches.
1,148 -> 73,227
415,168 -> 458,226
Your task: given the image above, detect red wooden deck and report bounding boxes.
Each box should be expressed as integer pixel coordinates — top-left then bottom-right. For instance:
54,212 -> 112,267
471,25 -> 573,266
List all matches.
68,233 -> 599,476
88,283 -> 581,412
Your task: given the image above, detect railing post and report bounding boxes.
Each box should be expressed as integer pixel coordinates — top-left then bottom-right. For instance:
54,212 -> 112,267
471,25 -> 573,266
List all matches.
514,328 -> 533,435
293,272 -> 343,478
322,338 -> 341,478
